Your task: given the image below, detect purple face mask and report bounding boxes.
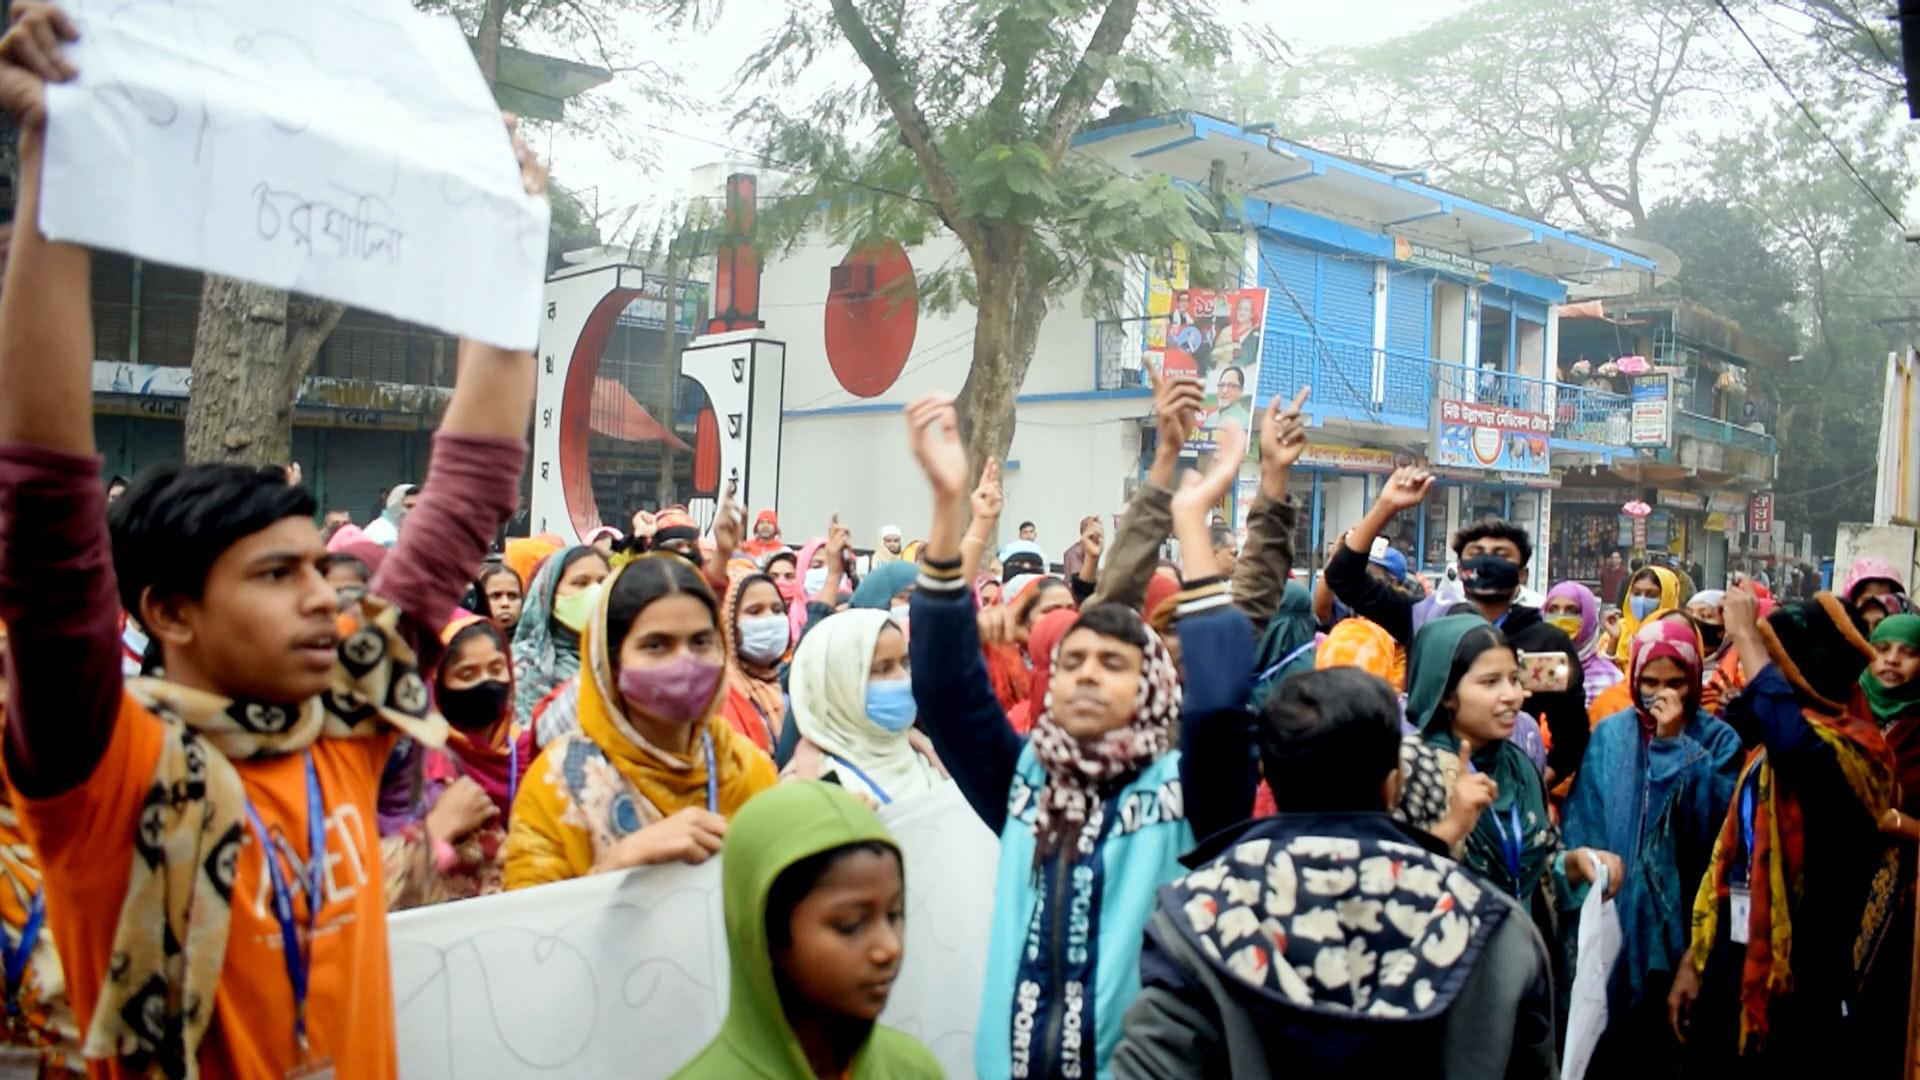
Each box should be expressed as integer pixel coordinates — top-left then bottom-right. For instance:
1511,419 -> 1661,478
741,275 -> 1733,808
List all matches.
617,652 -> 724,726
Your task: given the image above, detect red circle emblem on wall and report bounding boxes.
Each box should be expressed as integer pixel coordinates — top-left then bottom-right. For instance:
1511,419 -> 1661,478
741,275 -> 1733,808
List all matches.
823,241 -> 918,397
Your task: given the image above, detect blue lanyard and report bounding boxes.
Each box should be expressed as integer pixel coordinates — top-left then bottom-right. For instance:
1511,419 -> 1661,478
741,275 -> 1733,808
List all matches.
826,754 -> 892,806
1489,803 -> 1524,881
3,888 -> 44,1017
1736,773 -> 1757,885
242,753 -> 325,1056
507,736 -> 519,814
702,730 -> 718,814
1466,754 -> 1524,881
1255,640 -> 1320,686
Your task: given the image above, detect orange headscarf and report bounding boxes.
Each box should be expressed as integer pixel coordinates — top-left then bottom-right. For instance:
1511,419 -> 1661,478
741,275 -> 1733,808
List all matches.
1316,617 -> 1405,691
503,535 -> 563,592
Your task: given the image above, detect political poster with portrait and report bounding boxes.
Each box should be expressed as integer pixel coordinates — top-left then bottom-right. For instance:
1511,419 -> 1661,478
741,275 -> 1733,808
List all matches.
1162,288 -> 1266,459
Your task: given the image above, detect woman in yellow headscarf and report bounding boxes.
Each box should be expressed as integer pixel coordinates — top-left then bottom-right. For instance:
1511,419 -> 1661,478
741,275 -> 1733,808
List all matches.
1613,565 -> 1689,665
504,554 -> 777,889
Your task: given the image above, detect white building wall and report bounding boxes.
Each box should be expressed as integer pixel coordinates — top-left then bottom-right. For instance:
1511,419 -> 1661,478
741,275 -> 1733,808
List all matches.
754,232 -> 1140,555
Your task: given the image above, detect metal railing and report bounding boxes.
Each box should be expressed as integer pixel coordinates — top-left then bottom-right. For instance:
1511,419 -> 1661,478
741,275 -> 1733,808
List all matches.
1248,327 -> 1631,445
1675,410 -> 1777,457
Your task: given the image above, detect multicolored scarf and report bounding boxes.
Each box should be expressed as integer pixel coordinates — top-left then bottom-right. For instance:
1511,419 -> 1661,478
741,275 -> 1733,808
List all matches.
1687,593 -> 1895,1054
720,573 -> 787,746
1026,612 -> 1181,867
95,596 -> 444,1079
1628,612 -> 1702,739
510,546 -> 594,725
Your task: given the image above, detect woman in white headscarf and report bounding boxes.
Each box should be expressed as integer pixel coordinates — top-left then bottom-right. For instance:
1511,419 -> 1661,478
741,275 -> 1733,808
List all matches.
362,483 -> 416,548
781,608 -> 944,806
872,524 -> 904,566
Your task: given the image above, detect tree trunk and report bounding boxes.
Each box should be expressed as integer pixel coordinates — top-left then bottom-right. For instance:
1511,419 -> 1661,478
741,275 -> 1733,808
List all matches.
954,247 -> 1048,531
183,275 -> 344,466
658,248 -> 680,504
476,0 -> 510,85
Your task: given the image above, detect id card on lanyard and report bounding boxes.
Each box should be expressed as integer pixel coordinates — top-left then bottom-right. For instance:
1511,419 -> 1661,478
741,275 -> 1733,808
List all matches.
1466,756 -> 1525,885
1730,776 -> 1756,946
243,753 -> 335,1080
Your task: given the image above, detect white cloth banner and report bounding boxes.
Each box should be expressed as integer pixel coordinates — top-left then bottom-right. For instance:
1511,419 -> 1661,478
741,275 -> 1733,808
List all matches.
42,0 -> 549,349
1561,856 -> 1622,1080
389,781 -> 1000,1079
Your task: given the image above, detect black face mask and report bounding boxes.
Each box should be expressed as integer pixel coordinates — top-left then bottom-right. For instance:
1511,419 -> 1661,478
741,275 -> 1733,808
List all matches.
1458,554 -> 1522,600
438,678 -> 511,731
1699,623 -> 1726,652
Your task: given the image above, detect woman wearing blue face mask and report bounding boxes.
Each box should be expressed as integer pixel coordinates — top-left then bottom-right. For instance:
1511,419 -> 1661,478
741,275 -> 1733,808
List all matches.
782,609 -> 946,805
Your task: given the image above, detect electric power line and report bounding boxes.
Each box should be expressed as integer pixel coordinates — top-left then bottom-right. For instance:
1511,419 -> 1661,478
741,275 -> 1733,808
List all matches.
1713,0 -> 1906,231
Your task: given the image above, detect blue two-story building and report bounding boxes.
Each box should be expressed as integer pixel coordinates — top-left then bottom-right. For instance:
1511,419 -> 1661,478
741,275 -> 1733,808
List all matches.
754,112 -> 1653,588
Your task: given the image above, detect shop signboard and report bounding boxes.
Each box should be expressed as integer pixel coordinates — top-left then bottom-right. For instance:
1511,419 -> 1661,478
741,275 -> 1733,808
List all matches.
1392,237 -> 1491,282
1554,486 -> 1638,506
1432,398 -> 1551,476
1629,374 -> 1674,448
1656,488 -> 1705,512
1707,491 -> 1749,515
1706,512 -> 1729,532
1749,491 -> 1775,534
1293,442 -> 1402,474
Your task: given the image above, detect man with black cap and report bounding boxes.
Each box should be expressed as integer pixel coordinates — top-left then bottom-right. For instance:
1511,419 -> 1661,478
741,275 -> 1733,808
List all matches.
1325,466 -> 1587,783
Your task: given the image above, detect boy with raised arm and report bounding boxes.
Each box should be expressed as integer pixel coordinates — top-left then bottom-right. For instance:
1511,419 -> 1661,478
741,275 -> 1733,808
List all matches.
0,7 -> 539,1075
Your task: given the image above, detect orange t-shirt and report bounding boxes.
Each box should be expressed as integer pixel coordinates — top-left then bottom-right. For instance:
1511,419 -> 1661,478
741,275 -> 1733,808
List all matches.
17,694 -> 398,1079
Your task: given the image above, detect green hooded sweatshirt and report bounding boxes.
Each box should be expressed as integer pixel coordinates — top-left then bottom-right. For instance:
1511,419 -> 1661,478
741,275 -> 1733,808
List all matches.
669,780 -> 944,1080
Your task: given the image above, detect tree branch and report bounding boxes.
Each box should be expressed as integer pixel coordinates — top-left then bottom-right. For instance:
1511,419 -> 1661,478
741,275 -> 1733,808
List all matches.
826,0 -> 981,250
1036,0 -> 1142,166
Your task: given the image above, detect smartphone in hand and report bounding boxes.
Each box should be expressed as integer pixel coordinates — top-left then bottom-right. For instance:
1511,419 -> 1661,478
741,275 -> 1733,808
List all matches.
1517,650 -> 1571,694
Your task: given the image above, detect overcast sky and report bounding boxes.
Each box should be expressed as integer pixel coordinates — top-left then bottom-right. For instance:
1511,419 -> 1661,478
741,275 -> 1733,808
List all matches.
545,0 -> 1473,245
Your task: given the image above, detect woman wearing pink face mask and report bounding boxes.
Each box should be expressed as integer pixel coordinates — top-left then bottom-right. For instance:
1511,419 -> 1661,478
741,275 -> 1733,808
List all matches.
504,555 -> 779,889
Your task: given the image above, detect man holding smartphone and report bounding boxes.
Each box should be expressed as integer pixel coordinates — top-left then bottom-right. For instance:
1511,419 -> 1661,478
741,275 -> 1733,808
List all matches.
1326,466 -> 1588,785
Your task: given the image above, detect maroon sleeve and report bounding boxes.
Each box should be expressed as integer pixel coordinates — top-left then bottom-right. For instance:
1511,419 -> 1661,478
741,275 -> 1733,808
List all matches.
371,432 -> 525,666
0,445 -> 124,798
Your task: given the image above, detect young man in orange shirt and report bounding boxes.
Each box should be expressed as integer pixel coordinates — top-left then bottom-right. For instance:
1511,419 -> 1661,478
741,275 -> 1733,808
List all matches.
0,7 -> 542,1076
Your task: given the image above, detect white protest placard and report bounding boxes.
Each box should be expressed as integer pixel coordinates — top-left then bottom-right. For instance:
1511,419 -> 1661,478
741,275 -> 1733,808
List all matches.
42,0 -> 550,349
389,781 -> 1000,1079
1561,856 -> 1622,1080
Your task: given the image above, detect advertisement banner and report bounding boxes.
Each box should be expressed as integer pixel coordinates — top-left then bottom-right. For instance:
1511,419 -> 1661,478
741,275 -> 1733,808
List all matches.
1630,374 -> 1674,448
1432,398 -> 1551,476
1749,491 -> 1774,535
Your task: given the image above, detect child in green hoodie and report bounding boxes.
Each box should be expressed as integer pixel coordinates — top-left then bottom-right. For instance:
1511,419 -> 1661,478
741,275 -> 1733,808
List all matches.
671,780 -> 943,1080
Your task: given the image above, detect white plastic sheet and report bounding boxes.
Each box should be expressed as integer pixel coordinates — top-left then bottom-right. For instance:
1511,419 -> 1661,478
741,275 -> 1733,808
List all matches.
1561,854 -> 1623,1080
388,780 -> 1000,1079
41,0 -> 549,349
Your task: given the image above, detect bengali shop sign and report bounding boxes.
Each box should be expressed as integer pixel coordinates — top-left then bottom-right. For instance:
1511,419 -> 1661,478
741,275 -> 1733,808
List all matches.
1432,398 -> 1551,476
1629,374 -> 1673,448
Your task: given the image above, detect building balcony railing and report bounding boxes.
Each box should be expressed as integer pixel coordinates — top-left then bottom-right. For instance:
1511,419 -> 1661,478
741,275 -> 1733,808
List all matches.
1674,409 -> 1777,458
1252,328 -> 1631,447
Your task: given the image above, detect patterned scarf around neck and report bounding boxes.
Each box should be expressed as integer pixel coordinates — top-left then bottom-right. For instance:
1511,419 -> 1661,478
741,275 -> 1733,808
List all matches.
1688,698 -> 1894,1055
91,596 -> 445,1079
1026,616 -> 1181,867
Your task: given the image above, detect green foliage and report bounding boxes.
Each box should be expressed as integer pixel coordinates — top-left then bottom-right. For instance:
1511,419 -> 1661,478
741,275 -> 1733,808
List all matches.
1642,200 -> 1799,350
723,0 -> 1257,321
1699,110 -> 1920,545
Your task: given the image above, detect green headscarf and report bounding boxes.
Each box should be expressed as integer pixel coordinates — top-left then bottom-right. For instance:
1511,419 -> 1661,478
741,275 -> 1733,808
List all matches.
1405,614 -> 1554,900
1250,581 -> 1319,710
669,780 -> 941,1080
1861,613 -> 1920,725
